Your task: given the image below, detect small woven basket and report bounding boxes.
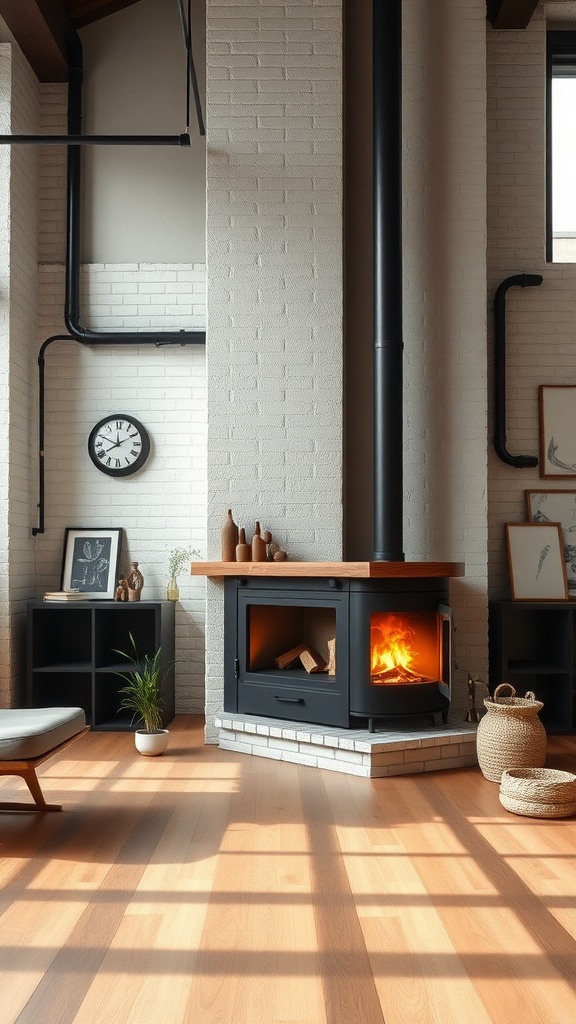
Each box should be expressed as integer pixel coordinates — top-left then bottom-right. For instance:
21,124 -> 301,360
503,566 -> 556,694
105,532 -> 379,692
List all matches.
500,767 -> 576,818
476,683 -> 547,782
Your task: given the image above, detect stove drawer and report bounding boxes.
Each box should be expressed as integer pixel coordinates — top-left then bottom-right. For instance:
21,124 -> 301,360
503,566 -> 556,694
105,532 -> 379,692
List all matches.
237,680 -> 350,728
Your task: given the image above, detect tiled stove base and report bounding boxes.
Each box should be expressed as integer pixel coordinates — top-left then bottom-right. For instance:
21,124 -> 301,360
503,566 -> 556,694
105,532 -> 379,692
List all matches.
215,711 -> 479,779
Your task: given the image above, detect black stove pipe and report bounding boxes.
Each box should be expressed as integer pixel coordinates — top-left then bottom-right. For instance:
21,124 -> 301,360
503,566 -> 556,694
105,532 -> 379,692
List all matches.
372,0 -> 404,561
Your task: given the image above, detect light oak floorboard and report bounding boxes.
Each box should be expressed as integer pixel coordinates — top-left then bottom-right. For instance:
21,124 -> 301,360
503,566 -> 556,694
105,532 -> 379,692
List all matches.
0,717 -> 576,1023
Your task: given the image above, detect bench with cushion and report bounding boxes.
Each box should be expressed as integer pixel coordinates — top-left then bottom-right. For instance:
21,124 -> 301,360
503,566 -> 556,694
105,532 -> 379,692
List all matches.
0,707 -> 88,812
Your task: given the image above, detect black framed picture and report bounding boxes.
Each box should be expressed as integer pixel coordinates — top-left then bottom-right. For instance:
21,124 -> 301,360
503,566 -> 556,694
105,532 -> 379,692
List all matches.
60,527 -> 123,600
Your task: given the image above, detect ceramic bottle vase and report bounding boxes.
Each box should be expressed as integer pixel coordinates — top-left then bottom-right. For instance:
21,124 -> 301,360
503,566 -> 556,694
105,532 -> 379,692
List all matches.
221,509 -> 239,561
251,521 -> 267,561
236,528 -> 251,562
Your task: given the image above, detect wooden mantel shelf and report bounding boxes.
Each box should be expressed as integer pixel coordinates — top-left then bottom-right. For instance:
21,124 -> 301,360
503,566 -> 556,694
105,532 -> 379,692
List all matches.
191,561 -> 465,579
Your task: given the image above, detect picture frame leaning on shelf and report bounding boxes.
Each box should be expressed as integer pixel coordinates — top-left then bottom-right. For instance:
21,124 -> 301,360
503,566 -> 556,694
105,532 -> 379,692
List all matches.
60,527 -> 123,600
505,522 -> 568,601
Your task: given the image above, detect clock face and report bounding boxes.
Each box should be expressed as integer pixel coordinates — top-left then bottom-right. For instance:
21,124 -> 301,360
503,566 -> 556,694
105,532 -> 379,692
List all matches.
88,415 -> 151,477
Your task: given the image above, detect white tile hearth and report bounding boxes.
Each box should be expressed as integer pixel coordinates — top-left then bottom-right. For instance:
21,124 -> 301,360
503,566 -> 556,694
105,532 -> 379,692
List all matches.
215,712 -> 479,779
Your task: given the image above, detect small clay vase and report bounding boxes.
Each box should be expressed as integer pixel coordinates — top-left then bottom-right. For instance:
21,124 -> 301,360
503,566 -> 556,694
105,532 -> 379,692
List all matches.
236,528 -> 251,562
221,509 -> 239,561
126,562 -> 143,601
251,521 -> 267,561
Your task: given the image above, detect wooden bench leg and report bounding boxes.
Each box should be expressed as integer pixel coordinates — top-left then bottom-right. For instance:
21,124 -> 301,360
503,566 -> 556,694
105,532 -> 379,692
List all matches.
0,726 -> 89,812
0,767 -> 62,812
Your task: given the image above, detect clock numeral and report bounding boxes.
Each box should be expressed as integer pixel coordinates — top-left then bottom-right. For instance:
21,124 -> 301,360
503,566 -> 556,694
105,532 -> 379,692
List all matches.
106,458 -> 112,466
114,459 -> 121,468
115,420 -> 124,430
97,450 -> 105,460
125,457 -> 131,465
130,449 -> 139,458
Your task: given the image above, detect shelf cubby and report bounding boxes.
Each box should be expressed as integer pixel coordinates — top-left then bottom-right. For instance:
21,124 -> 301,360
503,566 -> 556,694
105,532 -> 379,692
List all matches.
27,600 -> 175,731
489,601 -> 576,732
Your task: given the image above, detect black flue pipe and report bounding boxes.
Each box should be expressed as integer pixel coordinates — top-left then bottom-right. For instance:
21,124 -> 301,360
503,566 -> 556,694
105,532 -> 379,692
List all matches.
372,0 -> 404,561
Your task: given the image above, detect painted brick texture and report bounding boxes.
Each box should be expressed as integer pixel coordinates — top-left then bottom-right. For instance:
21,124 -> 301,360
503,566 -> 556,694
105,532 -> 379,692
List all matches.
0,43 -> 39,705
204,0 -> 344,737
36,263 -> 207,713
487,2 -> 576,599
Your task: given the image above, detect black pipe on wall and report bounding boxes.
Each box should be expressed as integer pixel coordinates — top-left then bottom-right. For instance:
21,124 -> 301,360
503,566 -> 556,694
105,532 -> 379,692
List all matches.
64,30 -> 205,346
372,0 -> 404,561
493,273 -> 542,468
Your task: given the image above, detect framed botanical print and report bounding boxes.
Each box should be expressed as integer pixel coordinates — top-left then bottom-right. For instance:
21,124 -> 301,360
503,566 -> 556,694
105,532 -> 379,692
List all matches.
526,489 -> 576,596
60,527 -> 123,600
505,522 -> 568,601
539,385 -> 576,478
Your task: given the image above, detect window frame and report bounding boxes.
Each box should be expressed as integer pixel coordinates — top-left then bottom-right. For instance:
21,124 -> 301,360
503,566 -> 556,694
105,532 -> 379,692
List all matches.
546,31 -> 576,262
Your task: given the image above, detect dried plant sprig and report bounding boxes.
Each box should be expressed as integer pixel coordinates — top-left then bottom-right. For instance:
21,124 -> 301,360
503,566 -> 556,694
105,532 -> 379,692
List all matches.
168,546 -> 201,579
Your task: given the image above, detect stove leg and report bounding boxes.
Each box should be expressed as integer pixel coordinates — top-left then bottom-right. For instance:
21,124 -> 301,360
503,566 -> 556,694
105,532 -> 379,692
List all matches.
432,711 -> 447,726
368,718 -> 375,733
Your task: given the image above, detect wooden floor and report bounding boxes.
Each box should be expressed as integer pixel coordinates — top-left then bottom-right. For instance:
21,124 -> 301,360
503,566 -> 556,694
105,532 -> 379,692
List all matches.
1,716 -> 576,1024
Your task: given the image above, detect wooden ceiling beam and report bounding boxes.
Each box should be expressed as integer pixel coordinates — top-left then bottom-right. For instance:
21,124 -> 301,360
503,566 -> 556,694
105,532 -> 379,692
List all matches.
61,1 -> 143,29
486,0 -> 540,29
0,0 -> 70,81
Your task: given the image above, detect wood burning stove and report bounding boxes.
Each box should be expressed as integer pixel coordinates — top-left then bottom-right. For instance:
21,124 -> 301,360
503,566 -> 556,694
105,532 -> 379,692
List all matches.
349,579 -> 451,731
223,573 -> 452,731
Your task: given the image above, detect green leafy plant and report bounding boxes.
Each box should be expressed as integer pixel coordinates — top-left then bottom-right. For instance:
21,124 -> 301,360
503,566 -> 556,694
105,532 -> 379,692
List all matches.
115,632 -> 168,733
168,546 -> 200,579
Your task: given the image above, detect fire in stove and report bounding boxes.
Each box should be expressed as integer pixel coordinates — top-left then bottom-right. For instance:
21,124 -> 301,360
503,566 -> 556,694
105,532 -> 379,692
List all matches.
370,612 -> 441,686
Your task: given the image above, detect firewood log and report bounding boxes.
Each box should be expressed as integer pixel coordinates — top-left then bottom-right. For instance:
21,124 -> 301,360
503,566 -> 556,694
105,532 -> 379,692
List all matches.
299,647 -> 327,673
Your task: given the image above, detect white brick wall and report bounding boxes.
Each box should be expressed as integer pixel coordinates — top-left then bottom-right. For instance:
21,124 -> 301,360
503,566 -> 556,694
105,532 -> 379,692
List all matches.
0,46 -> 11,702
36,262 -> 207,712
204,0 -> 344,738
487,2 -> 576,599
402,0 -> 489,718
0,42 -> 39,705
31,66 -> 208,714
38,83 -> 67,264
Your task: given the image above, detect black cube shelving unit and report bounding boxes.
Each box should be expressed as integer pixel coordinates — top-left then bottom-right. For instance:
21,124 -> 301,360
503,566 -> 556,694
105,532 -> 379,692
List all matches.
489,600 -> 575,733
27,600 -> 175,730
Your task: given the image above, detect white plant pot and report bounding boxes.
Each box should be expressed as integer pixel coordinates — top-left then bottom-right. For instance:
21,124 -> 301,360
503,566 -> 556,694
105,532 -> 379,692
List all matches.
134,729 -> 169,756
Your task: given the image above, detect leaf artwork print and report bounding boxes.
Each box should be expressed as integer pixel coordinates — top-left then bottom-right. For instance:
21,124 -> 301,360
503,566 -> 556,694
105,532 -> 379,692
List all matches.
548,437 -> 576,473
535,544 -> 550,581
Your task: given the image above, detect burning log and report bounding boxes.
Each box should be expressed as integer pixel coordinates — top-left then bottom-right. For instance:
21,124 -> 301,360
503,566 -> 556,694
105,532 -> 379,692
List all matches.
371,664 -> 426,685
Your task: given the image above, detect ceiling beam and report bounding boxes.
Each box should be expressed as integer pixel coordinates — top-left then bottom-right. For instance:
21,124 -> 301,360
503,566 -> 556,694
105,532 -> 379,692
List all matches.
0,0 -> 70,81
62,1 -> 143,30
486,0 -> 540,29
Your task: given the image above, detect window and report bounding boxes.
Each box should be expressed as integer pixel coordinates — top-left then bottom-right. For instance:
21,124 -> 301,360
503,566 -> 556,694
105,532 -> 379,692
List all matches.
547,32 -> 576,262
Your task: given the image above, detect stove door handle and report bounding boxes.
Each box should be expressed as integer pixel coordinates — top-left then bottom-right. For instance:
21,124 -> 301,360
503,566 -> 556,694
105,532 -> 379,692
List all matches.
275,696 -> 305,704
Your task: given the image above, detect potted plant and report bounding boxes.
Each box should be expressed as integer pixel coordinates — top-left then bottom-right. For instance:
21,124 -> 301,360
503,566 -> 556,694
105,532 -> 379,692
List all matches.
167,546 -> 200,601
115,632 -> 171,755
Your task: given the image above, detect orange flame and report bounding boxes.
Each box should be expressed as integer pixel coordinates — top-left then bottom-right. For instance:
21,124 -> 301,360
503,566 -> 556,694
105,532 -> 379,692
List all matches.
371,615 -> 417,674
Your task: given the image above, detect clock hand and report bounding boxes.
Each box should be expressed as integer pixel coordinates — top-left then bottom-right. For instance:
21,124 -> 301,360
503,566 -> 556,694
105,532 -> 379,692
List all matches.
98,437 -> 122,452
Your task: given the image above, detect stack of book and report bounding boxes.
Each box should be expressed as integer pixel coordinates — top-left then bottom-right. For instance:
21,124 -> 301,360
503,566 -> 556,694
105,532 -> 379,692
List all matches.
43,589 -> 89,602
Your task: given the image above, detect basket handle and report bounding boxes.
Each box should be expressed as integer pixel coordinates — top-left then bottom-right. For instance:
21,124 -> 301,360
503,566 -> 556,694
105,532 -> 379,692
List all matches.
493,683 -> 516,700
525,691 -> 536,701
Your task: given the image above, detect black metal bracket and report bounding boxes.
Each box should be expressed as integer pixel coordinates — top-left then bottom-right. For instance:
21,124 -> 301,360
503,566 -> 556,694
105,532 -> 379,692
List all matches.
493,273 -> 543,469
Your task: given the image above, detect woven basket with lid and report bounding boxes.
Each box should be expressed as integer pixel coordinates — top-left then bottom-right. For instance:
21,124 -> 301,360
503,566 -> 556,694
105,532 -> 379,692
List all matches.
476,683 -> 547,782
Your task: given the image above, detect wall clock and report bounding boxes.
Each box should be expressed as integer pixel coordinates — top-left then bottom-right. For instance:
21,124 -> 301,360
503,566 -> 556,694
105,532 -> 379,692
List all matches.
88,414 -> 151,477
